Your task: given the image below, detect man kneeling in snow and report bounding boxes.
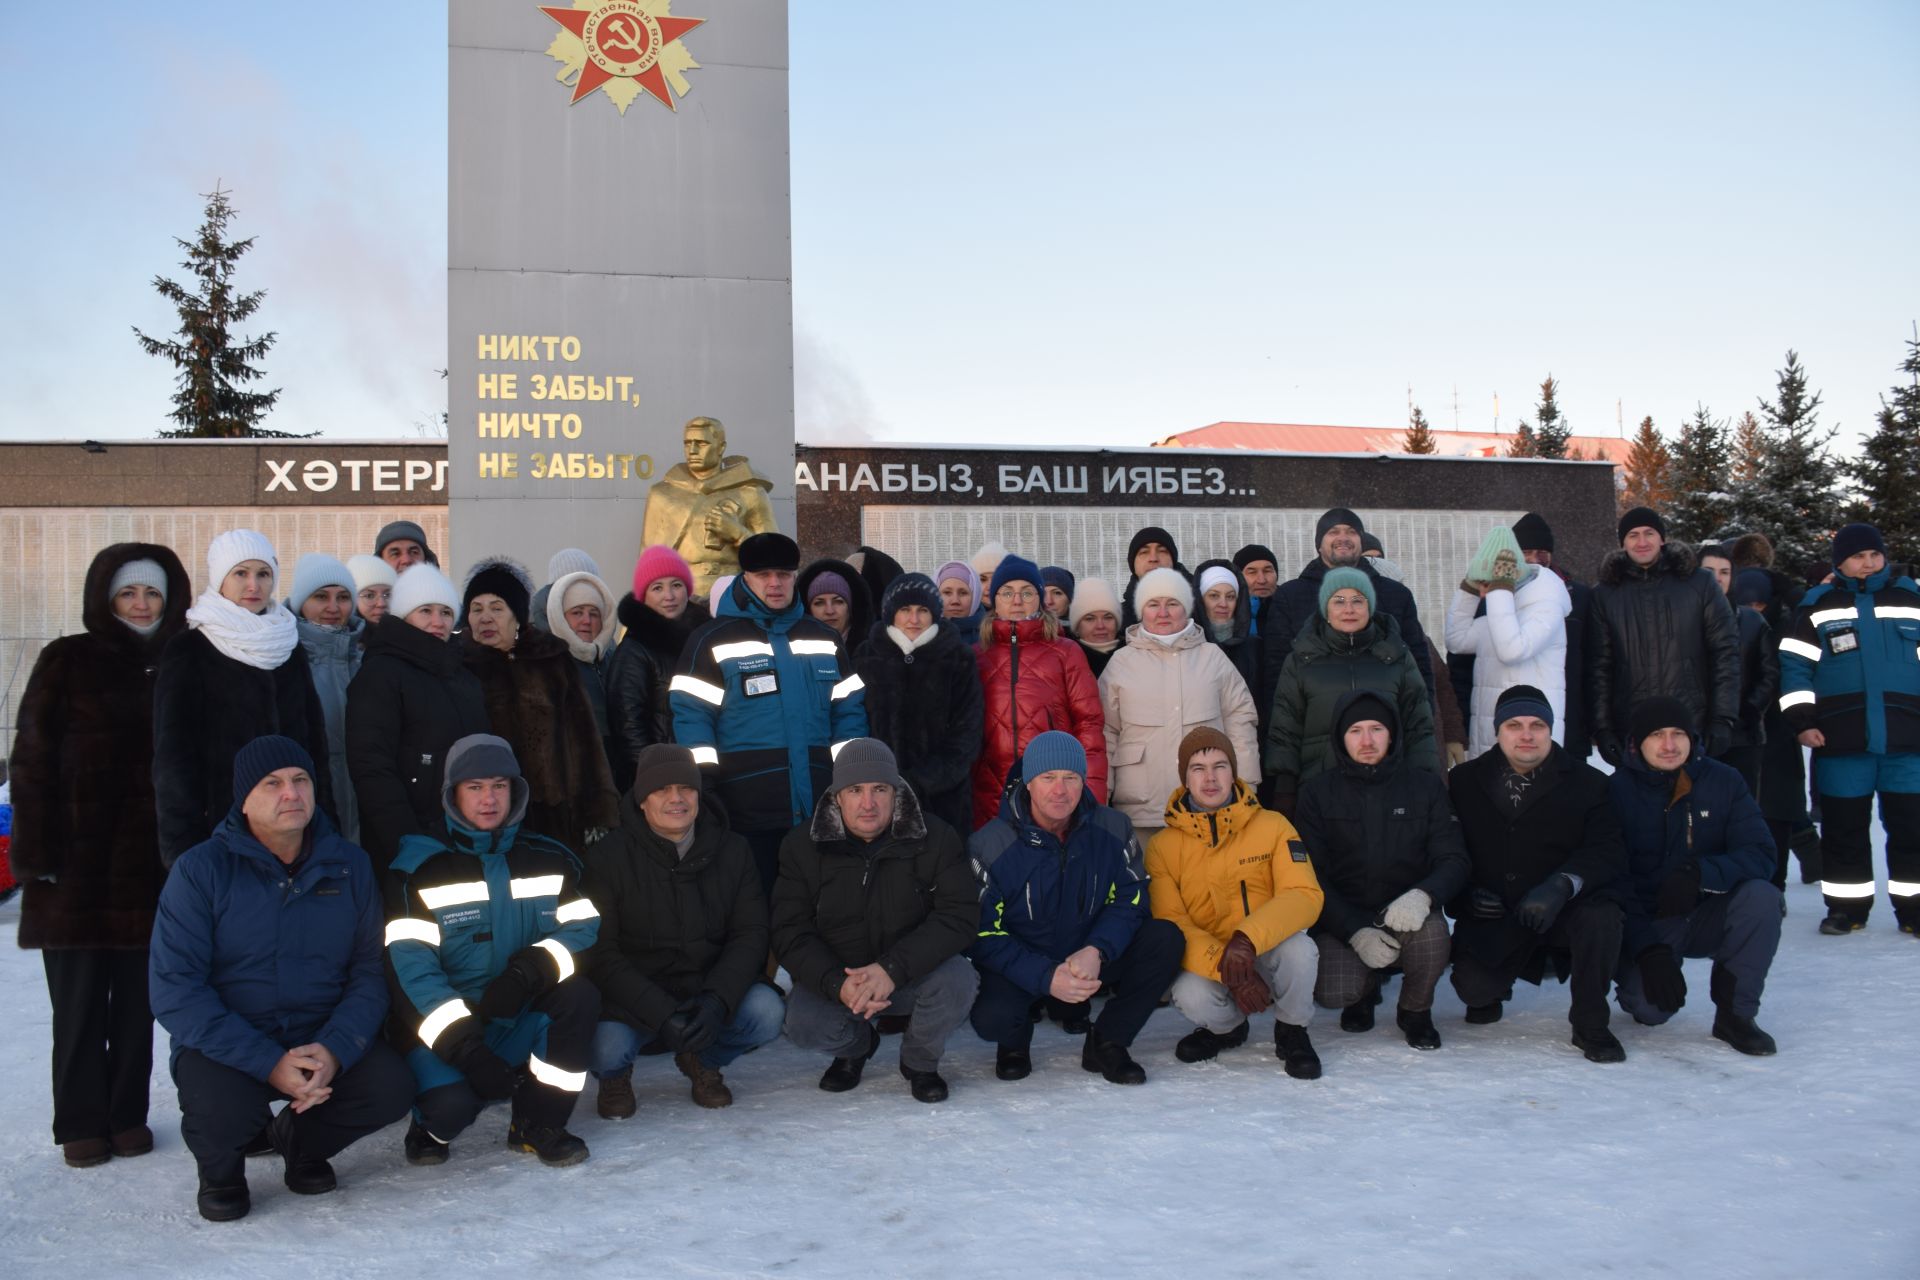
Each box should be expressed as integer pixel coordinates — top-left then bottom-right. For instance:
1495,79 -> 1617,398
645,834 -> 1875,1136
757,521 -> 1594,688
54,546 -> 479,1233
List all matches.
150,737 -> 412,1223
385,734 -> 601,1168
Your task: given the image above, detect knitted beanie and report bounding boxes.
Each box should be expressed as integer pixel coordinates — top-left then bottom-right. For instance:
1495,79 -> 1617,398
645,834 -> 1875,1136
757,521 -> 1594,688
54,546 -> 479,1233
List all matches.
1832,523 -> 1886,566
1040,565 -> 1077,601
1197,565 -> 1238,597
1177,725 -> 1236,779
1315,507 -> 1365,544
388,564 -> 461,620
1126,526 -> 1178,569
1629,695 -> 1694,745
547,547 -> 599,582
1617,507 -> 1666,543
989,555 -> 1044,602
287,553 -> 354,610
1232,544 -> 1278,573
882,572 -> 941,623
207,528 -> 277,585
1022,730 -> 1087,780
1132,565 -> 1194,616
632,743 -> 701,798
231,735 -> 316,810
1512,512 -> 1555,554
969,541 -> 1010,582
808,570 -> 852,603
832,738 -> 904,792
1494,683 -> 1555,730
375,520 -> 430,557
463,558 -> 533,626
109,558 -> 169,602
346,554 -> 396,594
1317,566 -> 1376,615
633,544 -> 695,596
1068,577 -> 1123,628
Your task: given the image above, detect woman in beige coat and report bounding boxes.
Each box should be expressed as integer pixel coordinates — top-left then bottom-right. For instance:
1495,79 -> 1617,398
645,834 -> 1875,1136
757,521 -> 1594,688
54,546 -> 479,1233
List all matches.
1098,567 -> 1261,839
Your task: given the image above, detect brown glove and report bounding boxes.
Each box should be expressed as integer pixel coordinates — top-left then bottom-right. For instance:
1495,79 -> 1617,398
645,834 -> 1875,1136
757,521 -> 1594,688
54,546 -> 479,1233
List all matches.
1218,932 -> 1271,1015
1486,551 -> 1521,592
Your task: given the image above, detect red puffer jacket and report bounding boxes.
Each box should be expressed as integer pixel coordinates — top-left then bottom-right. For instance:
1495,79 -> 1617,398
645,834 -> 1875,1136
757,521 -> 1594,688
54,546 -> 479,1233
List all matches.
972,617 -> 1108,828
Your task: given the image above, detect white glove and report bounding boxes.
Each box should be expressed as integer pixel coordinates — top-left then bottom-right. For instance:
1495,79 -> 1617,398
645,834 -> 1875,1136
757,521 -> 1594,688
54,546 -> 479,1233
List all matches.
1381,888 -> 1432,934
1349,926 -> 1402,970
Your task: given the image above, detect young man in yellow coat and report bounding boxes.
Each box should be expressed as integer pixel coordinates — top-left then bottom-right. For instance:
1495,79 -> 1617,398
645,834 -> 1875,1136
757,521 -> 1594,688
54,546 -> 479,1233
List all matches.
1147,727 -> 1326,1078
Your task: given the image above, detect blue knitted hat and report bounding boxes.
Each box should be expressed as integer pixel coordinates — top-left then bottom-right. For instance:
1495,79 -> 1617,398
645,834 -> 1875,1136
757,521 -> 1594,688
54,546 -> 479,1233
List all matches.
1022,730 -> 1087,780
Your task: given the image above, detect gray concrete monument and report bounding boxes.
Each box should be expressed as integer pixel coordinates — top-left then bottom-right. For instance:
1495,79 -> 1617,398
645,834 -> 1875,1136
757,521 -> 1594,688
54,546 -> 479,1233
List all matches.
448,0 -> 793,591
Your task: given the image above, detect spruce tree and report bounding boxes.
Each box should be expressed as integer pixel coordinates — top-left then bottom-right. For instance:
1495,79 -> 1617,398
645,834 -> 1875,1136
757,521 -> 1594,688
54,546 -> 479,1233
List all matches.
1531,375 -> 1572,458
133,185 -> 303,438
1722,410 -> 1772,539
1507,422 -> 1539,458
1665,404 -> 1732,542
1621,416 -> 1672,514
1748,350 -> 1840,569
1860,332 -> 1920,567
1403,405 -> 1437,454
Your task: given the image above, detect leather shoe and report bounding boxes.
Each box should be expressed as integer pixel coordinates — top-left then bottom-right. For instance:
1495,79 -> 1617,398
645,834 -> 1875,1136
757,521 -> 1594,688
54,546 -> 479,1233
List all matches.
995,1046 -> 1032,1080
197,1179 -> 251,1222
818,1025 -> 879,1093
899,1061 -> 950,1103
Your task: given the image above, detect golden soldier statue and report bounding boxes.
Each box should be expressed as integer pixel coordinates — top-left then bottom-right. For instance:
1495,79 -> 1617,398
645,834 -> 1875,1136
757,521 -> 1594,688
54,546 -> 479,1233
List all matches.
641,416 -> 778,595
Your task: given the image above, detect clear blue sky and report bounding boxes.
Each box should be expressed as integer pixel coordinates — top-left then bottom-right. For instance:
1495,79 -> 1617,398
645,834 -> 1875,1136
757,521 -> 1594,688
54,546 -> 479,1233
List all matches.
3,2 -> 1915,456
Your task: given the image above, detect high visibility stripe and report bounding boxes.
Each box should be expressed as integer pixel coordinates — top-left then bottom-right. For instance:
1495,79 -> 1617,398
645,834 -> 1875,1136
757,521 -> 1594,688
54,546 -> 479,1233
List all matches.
690,745 -> 719,765
526,1054 -> 587,1092
419,881 -> 490,910
789,638 -> 838,655
1821,881 -> 1876,899
670,674 -> 725,706
1875,606 -> 1920,622
554,898 -> 599,924
385,918 -> 442,947
1811,606 -> 1858,627
711,640 -> 775,662
510,874 -> 564,899
1778,690 -> 1816,711
534,937 -> 575,981
830,674 -> 865,701
830,739 -> 855,759
1887,880 -> 1920,897
419,998 -> 471,1049
1777,637 -> 1822,663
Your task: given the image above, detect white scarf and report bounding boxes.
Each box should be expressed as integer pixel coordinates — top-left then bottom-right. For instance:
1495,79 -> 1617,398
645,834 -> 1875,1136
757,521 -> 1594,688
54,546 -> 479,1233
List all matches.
887,623 -> 941,656
185,588 -> 299,670
118,616 -> 164,639
1141,620 -> 1197,647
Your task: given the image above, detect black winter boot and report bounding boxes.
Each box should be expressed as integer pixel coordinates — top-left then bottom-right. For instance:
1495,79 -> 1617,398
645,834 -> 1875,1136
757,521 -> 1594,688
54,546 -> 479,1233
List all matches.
1081,1033 -> 1147,1085
899,1061 -> 950,1103
506,1119 -> 590,1167
819,1024 -> 880,1093
1273,1023 -> 1322,1079
1396,1007 -> 1441,1051
404,1120 -> 449,1167
1818,911 -> 1865,935
270,1106 -> 336,1195
995,1046 -> 1032,1080
1464,1001 -> 1503,1024
1571,1025 -> 1626,1063
1174,1021 -> 1248,1063
1712,1011 -> 1778,1056
196,1176 -> 250,1222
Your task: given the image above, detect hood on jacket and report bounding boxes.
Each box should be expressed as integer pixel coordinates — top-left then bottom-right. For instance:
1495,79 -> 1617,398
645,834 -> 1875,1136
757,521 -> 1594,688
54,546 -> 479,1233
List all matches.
364,610 -> 463,675
82,541 -> 192,647
1294,606 -> 1405,662
438,733 -> 530,850
1598,540 -> 1698,588
1121,619 -> 1206,650
797,557 -> 875,647
1160,779 -> 1261,845
719,571 -> 803,631
809,779 -> 929,844
545,569 -> 619,662
616,591 -> 711,653
850,545 -> 905,612
1329,688 -> 1405,776
1192,557 -> 1253,644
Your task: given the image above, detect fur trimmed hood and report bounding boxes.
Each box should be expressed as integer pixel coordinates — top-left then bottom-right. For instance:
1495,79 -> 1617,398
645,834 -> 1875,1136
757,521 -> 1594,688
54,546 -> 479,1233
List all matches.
616,591 -> 711,658
1598,540 -> 1697,587
83,541 -> 192,649
808,778 -> 928,843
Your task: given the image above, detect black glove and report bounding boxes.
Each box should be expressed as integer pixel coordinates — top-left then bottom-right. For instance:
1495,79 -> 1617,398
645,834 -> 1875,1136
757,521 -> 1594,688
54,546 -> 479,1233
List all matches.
1596,735 -> 1624,768
1635,944 -> 1688,1014
446,1038 -> 519,1100
660,993 -> 729,1055
476,949 -> 547,1021
1653,861 -> 1702,919
1706,722 -> 1734,758
1515,873 -> 1574,934
1469,887 -> 1508,919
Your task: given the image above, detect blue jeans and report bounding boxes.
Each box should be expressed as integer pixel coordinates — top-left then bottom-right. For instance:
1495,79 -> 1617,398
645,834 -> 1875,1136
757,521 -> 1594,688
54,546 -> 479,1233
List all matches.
588,982 -> 786,1076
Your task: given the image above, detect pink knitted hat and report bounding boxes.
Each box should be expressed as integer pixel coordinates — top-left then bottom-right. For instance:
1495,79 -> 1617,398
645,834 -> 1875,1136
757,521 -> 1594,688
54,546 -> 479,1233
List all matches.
633,544 -> 695,597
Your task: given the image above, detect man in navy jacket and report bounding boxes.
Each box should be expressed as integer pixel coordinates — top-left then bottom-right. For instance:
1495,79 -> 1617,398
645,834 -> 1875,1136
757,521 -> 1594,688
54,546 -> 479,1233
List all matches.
150,736 -> 411,1222
1608,697 -> 1781,1056
967,731 -> 1183,1086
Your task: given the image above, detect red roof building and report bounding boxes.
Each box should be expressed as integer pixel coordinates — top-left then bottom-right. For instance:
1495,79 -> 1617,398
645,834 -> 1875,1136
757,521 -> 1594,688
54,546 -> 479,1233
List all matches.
1154,421 -> 1631,465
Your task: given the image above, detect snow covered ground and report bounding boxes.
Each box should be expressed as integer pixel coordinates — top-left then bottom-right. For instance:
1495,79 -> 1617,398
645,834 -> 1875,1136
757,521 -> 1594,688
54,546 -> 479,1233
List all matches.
2,872 -> 1914,1278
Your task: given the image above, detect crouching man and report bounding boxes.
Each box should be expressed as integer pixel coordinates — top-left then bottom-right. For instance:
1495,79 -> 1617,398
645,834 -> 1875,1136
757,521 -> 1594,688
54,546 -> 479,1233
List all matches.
586,745 -> 782,1115
150,736 -> 412,1222
967,732 -> 1184,1085
774,739 -> 978,1103
1610,697 -> 1782,1055
386,734 -> 601,1167
1448,686 -> 1629,1063
1148,728 -> 1326,1078
1295,692 -> 1470,1050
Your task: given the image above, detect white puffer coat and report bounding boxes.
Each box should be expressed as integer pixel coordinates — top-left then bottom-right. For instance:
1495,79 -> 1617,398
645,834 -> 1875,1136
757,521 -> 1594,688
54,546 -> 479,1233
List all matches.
1444,570 -> 1571,758
1098,622 -> 1260,831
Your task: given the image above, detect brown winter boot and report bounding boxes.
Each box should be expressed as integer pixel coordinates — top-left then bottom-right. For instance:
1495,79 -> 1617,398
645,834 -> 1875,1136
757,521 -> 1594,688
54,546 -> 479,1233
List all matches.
675,1051 -> 734,1109
596,1069 -> 636,1120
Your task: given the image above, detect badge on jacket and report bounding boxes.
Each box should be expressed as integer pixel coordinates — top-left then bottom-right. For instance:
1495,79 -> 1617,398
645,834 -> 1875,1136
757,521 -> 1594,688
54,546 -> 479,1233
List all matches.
1828,626 -> 1858,654
1287,839 -> 1309,863
744,673 -> 779,697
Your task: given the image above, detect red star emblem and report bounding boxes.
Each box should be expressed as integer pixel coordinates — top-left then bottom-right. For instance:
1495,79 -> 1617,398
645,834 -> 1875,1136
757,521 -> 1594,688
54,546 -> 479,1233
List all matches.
540,1 -> 705,112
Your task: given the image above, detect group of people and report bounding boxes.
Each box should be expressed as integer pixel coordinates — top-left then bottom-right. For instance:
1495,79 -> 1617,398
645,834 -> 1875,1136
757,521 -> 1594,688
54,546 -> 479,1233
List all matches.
9,502 -> 1916,1222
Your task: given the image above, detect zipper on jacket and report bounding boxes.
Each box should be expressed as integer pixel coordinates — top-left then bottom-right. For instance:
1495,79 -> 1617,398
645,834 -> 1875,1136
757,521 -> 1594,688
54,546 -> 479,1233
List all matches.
1008,628 -> 1022,747
1241,879 -> 1251,915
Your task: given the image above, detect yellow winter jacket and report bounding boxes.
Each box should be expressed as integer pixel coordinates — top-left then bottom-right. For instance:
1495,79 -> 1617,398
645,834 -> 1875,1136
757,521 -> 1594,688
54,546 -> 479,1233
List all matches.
1145,782 -> 1324,979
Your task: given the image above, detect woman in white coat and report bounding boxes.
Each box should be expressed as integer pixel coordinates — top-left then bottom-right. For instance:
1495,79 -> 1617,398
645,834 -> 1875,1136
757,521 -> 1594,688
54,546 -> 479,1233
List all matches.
1444,526 -> 1571,758
1098,567 -> 1261,839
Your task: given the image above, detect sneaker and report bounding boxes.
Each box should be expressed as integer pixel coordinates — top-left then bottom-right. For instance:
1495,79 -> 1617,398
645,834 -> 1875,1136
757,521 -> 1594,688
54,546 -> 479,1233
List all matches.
1396,1007 -> 1441,1051
196,1178 -> 251,1222
675,1051 -> 734,1109
109,1125 -> 153,1158
1340,1001 -> 1376,1033
1711,1011 -> 1779,1056
1174,1021 -> 1249,1063
1571,1026 -> 1626,1064
818,1025 -> 880,1093
1464,1001 -> 1504,1024
506,1120 -> 590,1167
1081,1033 -> 1147,1085
1818,912 -> 1865,936
61,1138 -> 111,1168
403,1120 -> 449,1167
898,1061 -> 950,1103
596,1069 -> 637,1120
995,1046 -> 1032,1080
1273,1023 -> 1322,1079
270,1106 -> 336,1195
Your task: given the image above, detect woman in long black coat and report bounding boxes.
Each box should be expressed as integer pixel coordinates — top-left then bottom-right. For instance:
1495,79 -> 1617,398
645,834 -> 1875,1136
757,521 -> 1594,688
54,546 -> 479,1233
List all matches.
851,573 -> 985,834
10,542 -> 190,1166
605,545 -> 711,789
345,563 -> 489,872
152,528 -> 330,867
